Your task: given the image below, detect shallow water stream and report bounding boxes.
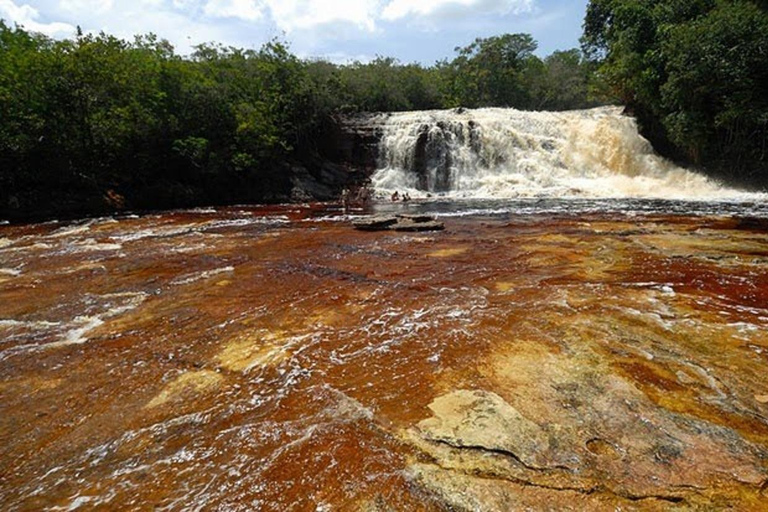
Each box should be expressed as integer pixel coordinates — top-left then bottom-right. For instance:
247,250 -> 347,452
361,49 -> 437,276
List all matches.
1,202 -> 768,510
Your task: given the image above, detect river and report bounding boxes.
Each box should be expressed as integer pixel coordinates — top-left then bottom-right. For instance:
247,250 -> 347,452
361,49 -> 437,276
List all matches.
2,106 -> 768,510
1,199 -> 768,510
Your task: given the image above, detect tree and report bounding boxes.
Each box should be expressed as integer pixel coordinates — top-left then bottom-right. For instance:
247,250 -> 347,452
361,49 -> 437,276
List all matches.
0,22 -> 599,219
443,34 -> 539,108
582,0 -> 768,185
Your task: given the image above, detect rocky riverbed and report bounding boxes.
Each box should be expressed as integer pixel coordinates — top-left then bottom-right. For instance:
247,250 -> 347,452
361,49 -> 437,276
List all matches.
1,205 -> 768,510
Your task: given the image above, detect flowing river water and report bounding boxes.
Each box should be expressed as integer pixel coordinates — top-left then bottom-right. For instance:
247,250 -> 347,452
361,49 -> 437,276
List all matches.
2,107 -> 768,510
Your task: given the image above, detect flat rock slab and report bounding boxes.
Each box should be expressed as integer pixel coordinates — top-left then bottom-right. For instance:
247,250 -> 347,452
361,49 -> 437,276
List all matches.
352,216 -> 399,231
415,390 -> 550,469
353,214 -> 444,232
396,214 -> 438,223
392,219 -> 445,232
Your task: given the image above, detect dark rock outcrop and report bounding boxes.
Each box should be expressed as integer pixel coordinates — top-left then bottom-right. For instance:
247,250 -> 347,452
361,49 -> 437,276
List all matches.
352,216 -> 400,231
289,161 -> 353,202
288,113 -> 389,203
353,214 -> 444,232
317,114 -> 388,176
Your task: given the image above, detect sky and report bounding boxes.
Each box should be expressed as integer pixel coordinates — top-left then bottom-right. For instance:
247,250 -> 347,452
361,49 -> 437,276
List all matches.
0,0 -> 590,63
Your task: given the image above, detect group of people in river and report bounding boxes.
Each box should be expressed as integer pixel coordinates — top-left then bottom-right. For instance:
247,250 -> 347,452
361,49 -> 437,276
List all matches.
390,191 -> 411,203
340,186 -> 415,213
340,186 -> 371,213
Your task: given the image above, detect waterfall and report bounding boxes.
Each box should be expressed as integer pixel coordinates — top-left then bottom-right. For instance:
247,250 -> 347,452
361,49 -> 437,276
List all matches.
370,106 -> 753,200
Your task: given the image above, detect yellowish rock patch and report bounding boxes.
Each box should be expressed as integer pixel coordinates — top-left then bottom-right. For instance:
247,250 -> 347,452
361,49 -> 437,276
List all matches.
427,247 -> 468,258
0,377 -> 63,394
215,331 -> 291,372
146,370 -> 223,409
495,282 -> 516,293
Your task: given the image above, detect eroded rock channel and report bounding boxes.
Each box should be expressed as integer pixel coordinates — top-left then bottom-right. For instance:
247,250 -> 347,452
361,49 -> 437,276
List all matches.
1,205 -> 768,510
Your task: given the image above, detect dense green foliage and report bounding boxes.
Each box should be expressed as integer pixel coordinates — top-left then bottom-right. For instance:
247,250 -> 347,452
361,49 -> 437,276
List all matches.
0,27 -> 324,216
0,22 -> 597,219
2,2 -> 766,219
582,0 -> 768,185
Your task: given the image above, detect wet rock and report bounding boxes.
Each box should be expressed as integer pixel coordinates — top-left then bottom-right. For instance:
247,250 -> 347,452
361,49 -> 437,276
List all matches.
357,496 -> 397,512
322,113 -> 386,175
391,219 -> 445,232
353,214 -> 444,232
406,463 -> 668,512
145,370 -> 223,409
215,330 -> 291,373
428,247 -> 468,258
402,359 -> 768,508
415,390 -> 550,469
397,213 -> 436,223
290,162 -> 349,202
352,216 -> 399,231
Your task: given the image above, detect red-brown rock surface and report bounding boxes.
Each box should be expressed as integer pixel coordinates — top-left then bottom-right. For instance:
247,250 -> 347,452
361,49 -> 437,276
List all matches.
1,206 -> 767,510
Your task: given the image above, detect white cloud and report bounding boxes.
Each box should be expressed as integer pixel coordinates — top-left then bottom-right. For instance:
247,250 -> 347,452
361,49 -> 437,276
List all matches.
263,0 -> 380,32
203,0 -> 264,22
59,0 -> 114,15
197,0 -> 381,32
0,0 -> 553,61
382,0 -> 533,22
0,0 -> 74,36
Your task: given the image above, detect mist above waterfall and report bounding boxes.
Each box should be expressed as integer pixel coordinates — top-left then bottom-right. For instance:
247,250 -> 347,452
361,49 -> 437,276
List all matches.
371,107 -> 758,201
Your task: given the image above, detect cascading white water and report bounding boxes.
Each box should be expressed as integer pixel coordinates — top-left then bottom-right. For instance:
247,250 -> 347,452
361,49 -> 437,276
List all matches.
371,106 -> 757,200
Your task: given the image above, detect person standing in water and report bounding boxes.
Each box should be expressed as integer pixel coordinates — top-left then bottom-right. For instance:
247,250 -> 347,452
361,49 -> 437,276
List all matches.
391,191 -> 400,202
341,188 -> 351,213
356,187 -> 371,207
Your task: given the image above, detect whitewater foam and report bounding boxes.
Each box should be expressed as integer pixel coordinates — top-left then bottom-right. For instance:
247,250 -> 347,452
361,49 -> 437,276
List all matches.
371,107 -> 761,201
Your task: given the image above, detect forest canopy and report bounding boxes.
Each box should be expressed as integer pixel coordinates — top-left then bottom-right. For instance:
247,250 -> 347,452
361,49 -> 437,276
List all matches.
1,0 -> 767,220
0,22 -> 597,219
582,0 -> 768,185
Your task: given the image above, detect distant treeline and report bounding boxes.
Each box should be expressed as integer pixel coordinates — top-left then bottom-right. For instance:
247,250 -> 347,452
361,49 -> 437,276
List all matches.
582,0 -> 768,186
0,23 -> 598,219
1,0 -> 767,220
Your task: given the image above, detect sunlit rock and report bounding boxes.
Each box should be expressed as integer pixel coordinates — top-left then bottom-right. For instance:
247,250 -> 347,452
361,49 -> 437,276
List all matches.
215,331 -> 291,373
427,247 -> 467,258
352,216 -> 399,231
353,214 -> 444,232
145,370 -> 223,408
414,390 -> 550,469
3,206 -> 768,509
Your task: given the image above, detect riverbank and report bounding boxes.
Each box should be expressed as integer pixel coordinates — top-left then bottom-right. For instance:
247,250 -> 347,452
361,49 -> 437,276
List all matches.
1,205 -> 767,509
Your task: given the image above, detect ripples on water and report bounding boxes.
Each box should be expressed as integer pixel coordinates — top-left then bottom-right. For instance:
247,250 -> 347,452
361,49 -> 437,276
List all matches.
1,200 -> 768,510
370,197 -> 768,219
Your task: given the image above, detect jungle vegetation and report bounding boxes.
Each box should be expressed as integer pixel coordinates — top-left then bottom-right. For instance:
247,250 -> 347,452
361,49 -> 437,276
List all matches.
582,0 -> 768,185
1,0 -> 766,219
0,24 -> 596,218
